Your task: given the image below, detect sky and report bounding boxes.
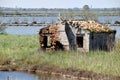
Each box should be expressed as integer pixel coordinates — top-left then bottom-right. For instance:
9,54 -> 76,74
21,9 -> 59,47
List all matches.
0,0 -> 120,8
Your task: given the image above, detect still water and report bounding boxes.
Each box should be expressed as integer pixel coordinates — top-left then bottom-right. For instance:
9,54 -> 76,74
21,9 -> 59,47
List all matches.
5,26 -> 120,37
0,71 -> 38,80
1,16 -> 120,36
0,16 -> 57,24
0,16 -> 120,24
110,26 -> 120,37
0,71 -> 65,80
5,26 -> 43,35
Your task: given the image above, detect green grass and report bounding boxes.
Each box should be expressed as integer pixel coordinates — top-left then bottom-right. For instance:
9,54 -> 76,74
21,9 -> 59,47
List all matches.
0,34 -> 120,76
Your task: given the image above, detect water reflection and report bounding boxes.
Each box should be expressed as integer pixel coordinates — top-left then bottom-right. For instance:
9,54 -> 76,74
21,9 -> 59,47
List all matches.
0,71 -> 66,80
0,71 -> 38,80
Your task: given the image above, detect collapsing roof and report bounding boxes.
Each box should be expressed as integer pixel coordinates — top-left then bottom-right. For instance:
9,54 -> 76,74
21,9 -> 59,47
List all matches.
39,18 -> 116,51
66,19 -> 114,32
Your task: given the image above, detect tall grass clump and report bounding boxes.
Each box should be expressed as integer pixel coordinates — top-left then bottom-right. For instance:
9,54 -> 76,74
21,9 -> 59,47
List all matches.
37,50 -> 120,76
0,26 -> 6,34
113,37 -> 120,53
0,34 -> 39,65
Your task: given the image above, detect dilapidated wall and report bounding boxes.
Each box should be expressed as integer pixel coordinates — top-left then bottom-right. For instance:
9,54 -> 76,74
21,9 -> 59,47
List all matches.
89,31 -> 116,51
39,22 -> 71,51
39,24 -> 61,51
57,23 -> 70,50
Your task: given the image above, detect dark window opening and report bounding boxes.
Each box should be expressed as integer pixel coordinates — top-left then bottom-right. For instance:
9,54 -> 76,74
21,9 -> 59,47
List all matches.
43,36 -> 51,48
43,36 -> 47,48
76,36 -> 83,48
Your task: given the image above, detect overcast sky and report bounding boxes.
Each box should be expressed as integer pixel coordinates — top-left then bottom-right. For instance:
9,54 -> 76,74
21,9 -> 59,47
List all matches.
0,0 -> 120,8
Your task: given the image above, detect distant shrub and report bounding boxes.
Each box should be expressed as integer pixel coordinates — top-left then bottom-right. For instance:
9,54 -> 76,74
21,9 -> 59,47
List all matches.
0,26 -> 7,34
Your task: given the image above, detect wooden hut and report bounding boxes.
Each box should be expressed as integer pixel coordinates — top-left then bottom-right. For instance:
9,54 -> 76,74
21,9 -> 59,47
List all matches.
39,18 -> 116,52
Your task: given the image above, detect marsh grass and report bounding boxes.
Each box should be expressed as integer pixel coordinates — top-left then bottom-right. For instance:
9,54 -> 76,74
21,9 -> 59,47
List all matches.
0,34 -> 120,76
113,37 -> 120,53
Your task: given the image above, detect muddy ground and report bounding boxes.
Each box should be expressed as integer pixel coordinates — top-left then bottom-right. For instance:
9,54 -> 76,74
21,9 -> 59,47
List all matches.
0,63 -> 120,80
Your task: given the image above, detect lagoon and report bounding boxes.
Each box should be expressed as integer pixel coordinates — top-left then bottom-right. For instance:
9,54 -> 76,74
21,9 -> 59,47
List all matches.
0,16 -> 120,24
5,26 -> 120,37
0,15 -> 120,37
5,26 -> 43,35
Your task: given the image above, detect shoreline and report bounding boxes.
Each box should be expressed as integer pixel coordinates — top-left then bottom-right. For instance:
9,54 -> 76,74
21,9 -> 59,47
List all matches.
1,23 -> 120,27
0,63 -> 120,80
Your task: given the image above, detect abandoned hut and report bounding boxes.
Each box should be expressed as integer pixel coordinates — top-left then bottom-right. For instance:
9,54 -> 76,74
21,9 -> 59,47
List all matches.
39,18 -> 116,52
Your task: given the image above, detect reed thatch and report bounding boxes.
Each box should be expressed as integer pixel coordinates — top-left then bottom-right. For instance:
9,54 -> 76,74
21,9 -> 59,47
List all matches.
67,20 -> 114,32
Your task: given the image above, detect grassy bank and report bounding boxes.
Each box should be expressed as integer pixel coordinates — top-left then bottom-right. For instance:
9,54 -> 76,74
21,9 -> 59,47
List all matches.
0,34 -> 120,77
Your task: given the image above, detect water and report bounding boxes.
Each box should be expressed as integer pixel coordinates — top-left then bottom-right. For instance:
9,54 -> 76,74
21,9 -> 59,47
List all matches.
98,16 -> 120,24
0,71 -> 38,80
5,26 -> 43,35
0,71 -> 65,80
4,25 -> 120,37
110,26 -> 120,37
0,16 -> 120,24
0,16 -> 57,24
1,16 -> 120,36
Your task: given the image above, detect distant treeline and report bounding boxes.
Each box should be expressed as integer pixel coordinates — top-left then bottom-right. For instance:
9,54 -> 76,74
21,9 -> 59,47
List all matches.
0,7 -> 120,16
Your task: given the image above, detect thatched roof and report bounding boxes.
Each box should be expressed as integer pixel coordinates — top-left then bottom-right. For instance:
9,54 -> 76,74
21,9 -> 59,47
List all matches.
67,20 -> 115,32
40,19 -> 115,33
